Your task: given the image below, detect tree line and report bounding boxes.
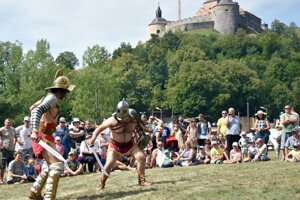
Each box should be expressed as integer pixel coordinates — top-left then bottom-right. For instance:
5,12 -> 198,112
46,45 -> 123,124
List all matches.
0,19 -> 299,124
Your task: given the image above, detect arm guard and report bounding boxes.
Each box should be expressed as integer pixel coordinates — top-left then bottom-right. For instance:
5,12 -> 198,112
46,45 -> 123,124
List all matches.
30,94 -> 58,132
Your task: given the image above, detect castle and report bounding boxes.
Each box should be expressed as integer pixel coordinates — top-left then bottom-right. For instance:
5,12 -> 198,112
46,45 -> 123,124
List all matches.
148,0 -> 268,37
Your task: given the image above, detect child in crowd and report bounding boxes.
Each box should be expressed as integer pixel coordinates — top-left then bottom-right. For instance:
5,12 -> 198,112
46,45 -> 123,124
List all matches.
161,150 -> 174,168
252,138 -> 270,162
55,136 -> 64,156
225,142 -> 242,164
286,143 -> 300,162
243,140 -> 257,162
210,140 -> 224,164
238,131 -> 249,160
63,151 -> 83,176
25,158 -> 38,182
34,158 -> 44,174
196,146 -> 210,164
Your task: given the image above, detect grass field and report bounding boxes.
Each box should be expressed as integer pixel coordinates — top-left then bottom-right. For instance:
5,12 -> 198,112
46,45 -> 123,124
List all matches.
1,152 -> 299,200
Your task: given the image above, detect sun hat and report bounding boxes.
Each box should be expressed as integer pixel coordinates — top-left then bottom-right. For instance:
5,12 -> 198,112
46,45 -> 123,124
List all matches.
232,142 -> 238,147
72,118 -> 80,124
255,110 -> 266,116
292,126 -> 300,132
45,69 -> 75,92
68,151 -> 76,156
211,140 -> 218,145
55,136 -> 61,141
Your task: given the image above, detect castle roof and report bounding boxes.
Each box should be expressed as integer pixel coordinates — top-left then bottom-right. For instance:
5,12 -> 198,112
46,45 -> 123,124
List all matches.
218,0 -> 235,5
149,6 -> 168,25
203,0 -> 217,4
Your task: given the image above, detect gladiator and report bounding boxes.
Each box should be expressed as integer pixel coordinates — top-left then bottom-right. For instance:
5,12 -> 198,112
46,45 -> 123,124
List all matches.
88,98 -> 151,190
28,69 -> 75,200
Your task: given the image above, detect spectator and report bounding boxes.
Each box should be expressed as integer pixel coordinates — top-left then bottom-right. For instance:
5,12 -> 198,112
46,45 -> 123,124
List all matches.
253,110 -> 270,146
284,126 -> 300,161
98,132 -> 108,161
77,136 -> 100,173
186,118 -> 198,148
84,120 -> 95,138
160,149 -> 174,168
0,118 -> 17,184
7,151 -> 27,184
151,141 -> 164,168
238,131 -> 249,160
161,122 -> 171,147
173,141 -> 197,166
152,124 -> 164,150
63,151 -> 83,176
269,119 -> 282,159
54,117 -> 70,159
204,140 -> 212,163
170,123 -> 184,149
69,118 -> 85,155
225,108 -> 242,155
178,115 -> 189,138
53,117 -> 69,139
210,140 -> 224,164
196,146 -> 210,164
244,140 -> 258,162
15,116 -> 33,159
280,105 -> 298,160
252,138 -> 270,162
225,142 -> 242,164
25,158 -> 38,182
197,114 -> 211,146
55,136 -> 64,155
217,110 -> 228,137
286,143 -> 300,162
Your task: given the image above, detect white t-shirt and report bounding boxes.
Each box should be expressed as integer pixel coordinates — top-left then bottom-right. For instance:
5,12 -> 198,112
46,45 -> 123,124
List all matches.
155,149 -> 165,167
15,125 -> 32,150
79,140 -> 99,157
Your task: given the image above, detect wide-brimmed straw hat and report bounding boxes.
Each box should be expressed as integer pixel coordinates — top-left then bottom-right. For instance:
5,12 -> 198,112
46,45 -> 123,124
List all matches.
255,110 -> 266,116
45,69 -> 75,92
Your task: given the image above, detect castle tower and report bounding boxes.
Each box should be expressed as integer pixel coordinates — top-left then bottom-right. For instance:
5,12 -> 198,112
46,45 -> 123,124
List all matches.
212,0 -> 239,34
148,5 -> 168,37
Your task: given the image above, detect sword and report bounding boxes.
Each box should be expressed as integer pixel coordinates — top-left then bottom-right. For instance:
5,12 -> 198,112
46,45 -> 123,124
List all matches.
90,146 -> 109,176
38,140 -> 68,167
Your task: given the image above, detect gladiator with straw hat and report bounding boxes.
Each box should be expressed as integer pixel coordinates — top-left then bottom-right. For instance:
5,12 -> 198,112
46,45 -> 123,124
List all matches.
28,69 -> 75,200
87,98 -> 152,191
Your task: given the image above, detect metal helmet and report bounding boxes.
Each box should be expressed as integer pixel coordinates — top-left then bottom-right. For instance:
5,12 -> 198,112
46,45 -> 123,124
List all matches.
116,98 -> 129,119
45,69 -> 75,92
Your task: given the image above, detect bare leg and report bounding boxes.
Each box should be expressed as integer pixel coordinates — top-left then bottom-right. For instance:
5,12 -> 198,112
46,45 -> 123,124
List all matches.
132,145 -> 150,186
0,168 -> 4,183
97,149 -> 117,190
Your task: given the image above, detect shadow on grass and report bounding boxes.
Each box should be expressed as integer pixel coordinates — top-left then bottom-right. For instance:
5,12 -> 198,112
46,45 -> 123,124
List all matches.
77,188 -> 158,200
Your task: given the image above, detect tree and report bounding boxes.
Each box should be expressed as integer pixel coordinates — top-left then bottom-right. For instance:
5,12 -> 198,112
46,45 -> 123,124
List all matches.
82,45 -> 110,67
55,51 -> 79,69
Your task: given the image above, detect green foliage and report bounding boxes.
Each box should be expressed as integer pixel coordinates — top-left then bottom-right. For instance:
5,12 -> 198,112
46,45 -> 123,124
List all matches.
55,51 -> 79,69
0,20 -> 299,122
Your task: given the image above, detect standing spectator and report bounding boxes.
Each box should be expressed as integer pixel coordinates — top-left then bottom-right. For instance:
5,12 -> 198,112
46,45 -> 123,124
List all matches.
253,110 -> 270,146
170,123 -> 184,149
225,108 -> 242,155
54,117 -> 70,159
186,119 -> 198,148
55,136 -> 64,155
84,120 -> 95,138
160,122 -> 170,147
53,117 -> 69,139
280,105 -> 298,160
7,151 -> 27,184
238,131 -> 249,160
0,118 -> 17,184
284,126 -> 300,161
197,114 -> 211,146
25,158 -> 38,182
15,116 -> 33,159
69,118 -> 85,155
63,151 -> 83,176
217,110 -> 228,137
178,115 -> 189,139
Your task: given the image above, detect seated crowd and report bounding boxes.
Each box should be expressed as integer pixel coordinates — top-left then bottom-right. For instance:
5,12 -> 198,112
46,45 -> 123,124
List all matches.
1,105 -> 300,185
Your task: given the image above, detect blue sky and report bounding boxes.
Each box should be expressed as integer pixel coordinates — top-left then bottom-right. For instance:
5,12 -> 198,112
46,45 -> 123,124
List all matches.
0,0 -> 298,64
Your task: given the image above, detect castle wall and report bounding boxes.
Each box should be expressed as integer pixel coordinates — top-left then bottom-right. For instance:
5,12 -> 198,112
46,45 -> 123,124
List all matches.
239,11 -> 263,33
148,24 -> 166,36
212,3 -> 239,34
